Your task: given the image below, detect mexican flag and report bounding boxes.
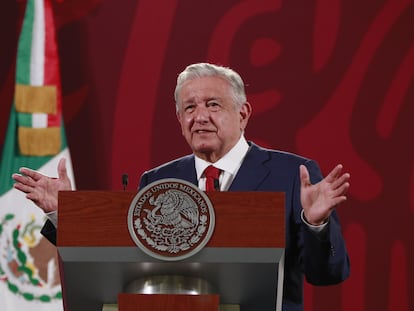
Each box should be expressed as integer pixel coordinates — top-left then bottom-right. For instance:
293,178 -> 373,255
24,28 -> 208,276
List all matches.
0,0 -> 74,310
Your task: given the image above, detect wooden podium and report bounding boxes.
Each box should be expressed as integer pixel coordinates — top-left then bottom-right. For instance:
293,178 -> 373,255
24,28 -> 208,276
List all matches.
57,190 -> 285,311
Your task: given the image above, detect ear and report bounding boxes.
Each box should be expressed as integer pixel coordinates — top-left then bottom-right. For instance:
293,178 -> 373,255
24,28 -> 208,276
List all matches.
239,102 -> 252,130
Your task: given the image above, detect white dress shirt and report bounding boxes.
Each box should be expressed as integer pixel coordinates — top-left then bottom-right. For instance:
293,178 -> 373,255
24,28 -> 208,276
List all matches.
195,135 -> 249,191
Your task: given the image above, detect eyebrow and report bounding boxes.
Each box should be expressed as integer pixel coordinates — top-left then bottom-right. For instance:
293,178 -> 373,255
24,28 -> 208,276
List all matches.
182,96 -> 222,104
206,97 -> 221,101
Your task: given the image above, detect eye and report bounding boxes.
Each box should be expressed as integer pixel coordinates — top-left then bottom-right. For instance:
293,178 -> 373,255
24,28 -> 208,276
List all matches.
183,104 -> 195,113
207,101 -> 220,111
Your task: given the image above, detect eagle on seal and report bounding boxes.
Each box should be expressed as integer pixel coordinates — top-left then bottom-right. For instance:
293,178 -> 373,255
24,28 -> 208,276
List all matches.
145,190 -> 199,229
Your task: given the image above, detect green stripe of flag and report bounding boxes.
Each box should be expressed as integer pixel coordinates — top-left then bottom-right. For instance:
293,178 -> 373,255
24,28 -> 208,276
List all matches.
17,112 -> 33,127
16,0 -> 35,85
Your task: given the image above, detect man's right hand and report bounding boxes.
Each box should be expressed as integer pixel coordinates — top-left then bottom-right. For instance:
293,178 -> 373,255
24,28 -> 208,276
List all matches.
12,158 -> 72,213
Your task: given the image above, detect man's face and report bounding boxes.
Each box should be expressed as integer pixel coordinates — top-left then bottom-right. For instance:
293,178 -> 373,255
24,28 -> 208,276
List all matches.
176,76 -> 251,162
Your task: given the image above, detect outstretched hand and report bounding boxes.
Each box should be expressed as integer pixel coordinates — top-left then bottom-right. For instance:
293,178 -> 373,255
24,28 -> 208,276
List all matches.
300,164 -> 350,226
12,158 -> 72,213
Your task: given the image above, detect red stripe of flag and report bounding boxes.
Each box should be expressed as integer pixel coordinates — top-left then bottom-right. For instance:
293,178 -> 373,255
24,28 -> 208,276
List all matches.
43,0 -> 61,127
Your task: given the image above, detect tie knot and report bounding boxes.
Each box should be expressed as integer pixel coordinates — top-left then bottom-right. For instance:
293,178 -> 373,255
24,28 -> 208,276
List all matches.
204,165 -> 221,179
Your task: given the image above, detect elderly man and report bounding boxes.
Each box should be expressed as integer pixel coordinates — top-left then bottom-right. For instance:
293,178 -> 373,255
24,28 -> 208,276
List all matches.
13,62 -> 350,310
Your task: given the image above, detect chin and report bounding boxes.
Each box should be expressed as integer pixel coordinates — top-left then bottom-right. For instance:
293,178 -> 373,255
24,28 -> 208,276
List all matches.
193,144 -> 216,156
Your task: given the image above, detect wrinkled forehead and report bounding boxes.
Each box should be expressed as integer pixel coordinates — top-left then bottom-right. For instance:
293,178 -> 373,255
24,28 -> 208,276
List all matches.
177,76 -> 234,103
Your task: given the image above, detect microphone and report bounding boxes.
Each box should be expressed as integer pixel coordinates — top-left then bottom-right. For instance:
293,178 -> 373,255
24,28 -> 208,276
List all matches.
122,173 -> 128,191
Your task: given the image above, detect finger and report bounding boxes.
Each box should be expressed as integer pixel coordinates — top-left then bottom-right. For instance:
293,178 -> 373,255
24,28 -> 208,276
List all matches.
328,178 -> 350,199
331,172 -> 351,190
13,182 -> 33,194
26,191 -> 40,202
57,158 -> 68,180
330,195 -> 347,206
12,173 -> 27,183
324,164 -> 344,183
12,173 -> 36,187
300,165 -> 311,187
18,167 -> 45,182
333,182 -> 350,197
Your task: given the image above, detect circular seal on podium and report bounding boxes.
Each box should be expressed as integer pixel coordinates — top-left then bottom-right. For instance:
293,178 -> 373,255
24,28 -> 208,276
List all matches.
127,179 -> 215,261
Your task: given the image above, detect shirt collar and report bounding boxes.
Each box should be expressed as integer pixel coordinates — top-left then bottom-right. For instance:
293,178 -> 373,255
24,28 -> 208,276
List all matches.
195,135 -> 249,179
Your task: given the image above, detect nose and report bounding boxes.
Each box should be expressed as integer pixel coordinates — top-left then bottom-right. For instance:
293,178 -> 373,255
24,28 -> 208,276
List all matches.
193,105 -> 210,122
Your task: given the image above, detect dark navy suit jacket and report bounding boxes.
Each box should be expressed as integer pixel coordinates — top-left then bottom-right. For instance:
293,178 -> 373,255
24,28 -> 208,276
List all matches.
41,142 -> 349,311
138,142 -> 350,311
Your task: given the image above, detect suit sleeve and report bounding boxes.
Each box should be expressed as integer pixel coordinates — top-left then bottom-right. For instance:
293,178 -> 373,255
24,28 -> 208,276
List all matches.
40,219 -> 57,245
299,160 -> 350,285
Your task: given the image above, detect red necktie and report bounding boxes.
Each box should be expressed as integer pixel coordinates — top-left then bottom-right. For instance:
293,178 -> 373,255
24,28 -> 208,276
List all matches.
204,165 -> 221,191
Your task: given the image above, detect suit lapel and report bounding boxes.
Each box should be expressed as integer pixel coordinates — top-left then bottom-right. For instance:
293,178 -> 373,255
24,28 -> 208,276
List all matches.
172,144 -> 270,191
229,143 -> 270,191
174,155 -> 198,186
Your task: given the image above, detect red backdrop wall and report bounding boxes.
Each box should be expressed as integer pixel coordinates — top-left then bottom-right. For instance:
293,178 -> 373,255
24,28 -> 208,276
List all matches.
1,1 -> 413,310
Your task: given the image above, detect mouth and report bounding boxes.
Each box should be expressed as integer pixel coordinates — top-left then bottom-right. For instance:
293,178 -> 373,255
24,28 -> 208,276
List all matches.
193,129 -> 214,134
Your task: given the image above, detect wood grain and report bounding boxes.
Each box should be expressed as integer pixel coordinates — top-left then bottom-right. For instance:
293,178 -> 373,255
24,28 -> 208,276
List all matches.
57,191 -> 285,248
